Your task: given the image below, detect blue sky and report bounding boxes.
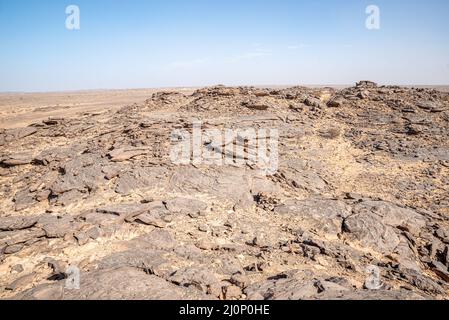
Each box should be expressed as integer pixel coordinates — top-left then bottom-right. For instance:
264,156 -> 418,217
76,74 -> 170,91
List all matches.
0,0 -> 448,92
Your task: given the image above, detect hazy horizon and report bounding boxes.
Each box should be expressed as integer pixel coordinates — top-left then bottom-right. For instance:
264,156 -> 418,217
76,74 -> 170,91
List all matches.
1,0 -> 449,92
3,83 -> 449,95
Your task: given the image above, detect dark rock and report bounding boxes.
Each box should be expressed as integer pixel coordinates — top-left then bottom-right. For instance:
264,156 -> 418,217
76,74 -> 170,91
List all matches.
400,269 -> 445,294
327,97 -> 345,108
0,153 -> 34,167
4,243 -> 24,254
356,81 -> 378,88
431,261 -> 449,282
357,90 -> 370,100
304,97 -> 325,109
417,101 -> 446,112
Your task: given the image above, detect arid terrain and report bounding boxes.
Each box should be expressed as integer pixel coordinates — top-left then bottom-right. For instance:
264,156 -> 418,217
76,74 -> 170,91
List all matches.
1,82 -> 448,300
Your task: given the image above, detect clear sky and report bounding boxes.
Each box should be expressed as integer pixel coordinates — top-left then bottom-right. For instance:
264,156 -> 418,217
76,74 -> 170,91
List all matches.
1,0 -> 448,92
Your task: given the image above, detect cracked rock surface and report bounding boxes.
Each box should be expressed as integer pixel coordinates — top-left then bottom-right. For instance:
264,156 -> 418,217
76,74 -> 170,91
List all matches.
1,83 -> 449,300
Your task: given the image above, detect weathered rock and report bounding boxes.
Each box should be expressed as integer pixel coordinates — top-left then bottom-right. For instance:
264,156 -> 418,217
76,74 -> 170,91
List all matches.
13,283 -> 64,300
230,274 -> 250,289
278,160 -> 328,194
343,212 -> 401,254
37,215 -> 79,239
304,97 -> 325,109
327,97 -> 345,108
399,269 -> 445,294
0,153 -> 34,167
13,190 -> 37,211
1,228 -> 46,247
74,231 -> 90,245
224,285 -> 242,299
244,277 -> 332,300
18,267 -> 206,300
134,213 -> 167,228
11,264 -> 24,274
243,101 -> 270,111
2,83 -> 449,300
165,197 -> 208,216
169,167 -> 254,209
245,272 -> 427,300
356,81 -> 378,88
0,127 -> 37,146
130,229 -> 178,251
102,166 -> 122,180
115,166 -> 168,195
417,101 -> 446,112
79,210 -> 123,227
97,203 -> 152,220
0,216 -> 38,231
108,147 -> 147,162
98,249 -> 175,277
168,266 -> 220,293
174,245 -> 203,260
431,261 -> 449,282
315,289 -> 428,300
343,201 -> 426,254
49,153 -> 107,203
6,273 -> 35,291
4,244 -> 25,254
274,198 -> 351,239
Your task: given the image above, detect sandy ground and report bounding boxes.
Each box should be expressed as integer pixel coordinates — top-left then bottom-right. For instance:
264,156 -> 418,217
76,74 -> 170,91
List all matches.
0,88 -> 198,129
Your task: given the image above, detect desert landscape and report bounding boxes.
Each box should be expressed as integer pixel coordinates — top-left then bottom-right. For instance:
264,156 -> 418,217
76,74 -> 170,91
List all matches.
0,81 -> 448,300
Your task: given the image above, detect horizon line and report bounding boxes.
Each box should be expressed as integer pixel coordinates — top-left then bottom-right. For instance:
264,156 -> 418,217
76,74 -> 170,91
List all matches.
2,83 -> 449,95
